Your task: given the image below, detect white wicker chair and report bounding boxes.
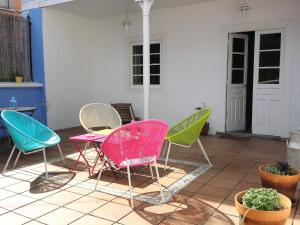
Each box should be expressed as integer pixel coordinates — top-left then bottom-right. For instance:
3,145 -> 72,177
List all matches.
79,103 -> 122,135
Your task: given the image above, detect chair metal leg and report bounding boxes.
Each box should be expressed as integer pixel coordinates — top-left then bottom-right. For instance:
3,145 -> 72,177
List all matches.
162,141 -> 168,157
42,148 -> 48,179
197,138 -> 212,167
57,144 -> 66,164
2,145 -> 16,174
13,151 -> 21,168
149,165 -> 154,179
95,160 -> 106,190
127,165 -> 133,208
154,160 -> 164,202
164,141 -> 172,170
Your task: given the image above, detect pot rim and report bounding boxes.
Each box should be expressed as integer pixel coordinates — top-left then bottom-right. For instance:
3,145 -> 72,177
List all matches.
258,164 -> 300,177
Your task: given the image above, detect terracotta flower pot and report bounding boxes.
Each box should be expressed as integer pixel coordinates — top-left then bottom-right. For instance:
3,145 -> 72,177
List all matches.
258,164 -> 300,201
235,191 -> 291,225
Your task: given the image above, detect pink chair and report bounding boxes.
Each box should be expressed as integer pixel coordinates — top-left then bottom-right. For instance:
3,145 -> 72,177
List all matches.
95,120 -> 168,207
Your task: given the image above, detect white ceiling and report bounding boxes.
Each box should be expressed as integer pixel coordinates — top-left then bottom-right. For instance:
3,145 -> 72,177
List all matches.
50,0 -> 216,19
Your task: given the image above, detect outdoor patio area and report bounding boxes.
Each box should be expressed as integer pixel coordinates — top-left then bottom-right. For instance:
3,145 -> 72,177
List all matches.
0,127 -> 298,225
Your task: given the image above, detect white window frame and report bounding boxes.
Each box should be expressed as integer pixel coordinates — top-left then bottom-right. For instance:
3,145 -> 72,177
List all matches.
130,40 -> 162,88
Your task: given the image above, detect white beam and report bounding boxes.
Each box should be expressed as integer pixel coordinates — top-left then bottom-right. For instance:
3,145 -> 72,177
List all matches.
135,0 -> 154,120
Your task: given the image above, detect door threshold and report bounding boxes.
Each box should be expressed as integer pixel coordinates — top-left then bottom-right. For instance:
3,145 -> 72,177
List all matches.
216,131 -> 283,141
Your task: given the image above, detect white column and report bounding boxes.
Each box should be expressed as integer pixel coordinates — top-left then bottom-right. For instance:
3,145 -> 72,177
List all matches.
136,0 -> 154,119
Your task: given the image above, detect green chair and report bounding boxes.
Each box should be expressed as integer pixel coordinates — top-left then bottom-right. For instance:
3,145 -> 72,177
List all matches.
164,108 -> 212,169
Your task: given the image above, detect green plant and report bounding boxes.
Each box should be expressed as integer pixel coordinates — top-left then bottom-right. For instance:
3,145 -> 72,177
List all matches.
242,188 -> 281,211
264,161 -> 293,176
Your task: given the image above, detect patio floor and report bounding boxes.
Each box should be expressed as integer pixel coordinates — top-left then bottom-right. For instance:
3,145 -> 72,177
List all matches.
0,127 -> 299,225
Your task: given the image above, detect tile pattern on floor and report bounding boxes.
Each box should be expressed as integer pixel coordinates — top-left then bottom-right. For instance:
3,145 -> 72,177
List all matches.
0,126 -> 298,225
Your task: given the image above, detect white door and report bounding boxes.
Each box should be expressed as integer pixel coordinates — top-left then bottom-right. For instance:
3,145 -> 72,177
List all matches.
252,30 -> 284,136
226,34 -> 248,131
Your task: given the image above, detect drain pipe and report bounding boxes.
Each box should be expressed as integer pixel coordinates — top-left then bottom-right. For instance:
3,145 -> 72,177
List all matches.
135,0 -> 154,120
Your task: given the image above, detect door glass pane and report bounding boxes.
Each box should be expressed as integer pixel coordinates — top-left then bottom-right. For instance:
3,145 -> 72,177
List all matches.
232,54 -> 244,68
259,51 -> 280,67
260,33 -> 281,50
133,76 -> 143,85
150,75 -> 160,85
232,70 -> 244,84
150,44 -> 160,54
133,56 -> 143,65
150,54 -> 160,64
150,65 -> 160,74
0,0 -> 9,8
133,45 -> 143,54
259,69 -> 279,84
133,66 -> 143,75
232,38 -> 245,52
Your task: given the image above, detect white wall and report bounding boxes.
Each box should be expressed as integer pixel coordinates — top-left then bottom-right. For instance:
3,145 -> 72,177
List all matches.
43,8 -> 93,130
43,0 -> 300,135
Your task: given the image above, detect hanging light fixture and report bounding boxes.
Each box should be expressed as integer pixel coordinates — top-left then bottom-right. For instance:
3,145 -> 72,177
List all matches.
122,4 -> 132,33
239,0 -> 251,20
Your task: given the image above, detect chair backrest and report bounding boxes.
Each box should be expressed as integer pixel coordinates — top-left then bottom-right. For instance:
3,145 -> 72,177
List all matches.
79,103 -> 122,133
1,110 -> 60,150
167,108 -> 212,146
111,103 -> 136,124
101,120 -> 168,168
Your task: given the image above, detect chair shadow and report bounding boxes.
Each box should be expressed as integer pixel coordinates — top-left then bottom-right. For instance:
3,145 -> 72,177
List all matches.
30,171 -> 75,193
133,192 -> 237,225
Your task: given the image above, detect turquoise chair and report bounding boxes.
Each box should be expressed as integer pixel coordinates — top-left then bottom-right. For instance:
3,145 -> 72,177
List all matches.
1,110 -> 65,179
164,108 -> 212,169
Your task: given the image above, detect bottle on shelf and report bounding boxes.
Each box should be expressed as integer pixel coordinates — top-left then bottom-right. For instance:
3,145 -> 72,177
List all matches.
10,97 -> 17,108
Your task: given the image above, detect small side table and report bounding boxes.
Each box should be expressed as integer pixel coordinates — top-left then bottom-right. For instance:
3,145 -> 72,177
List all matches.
69,134 -> 107,176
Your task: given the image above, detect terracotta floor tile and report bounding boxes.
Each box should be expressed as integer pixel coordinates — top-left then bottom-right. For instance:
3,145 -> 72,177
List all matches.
204,213 -> 239,225
170,198 -> 214,224
38,207 -> 83,225
3,181 -> 32,194
183,182 -> 203,193
159,217 -> 194,225
42,190 -> 82,206
22,186 -> 61,200
0,177 -> 21,188
88,191 -> 116,201
91,202 -> 132,221
65,185 -> 93,195
138,203 -> 179,216
69,215 -> 113,225
197,185 -> 232,199
0,188 -> 16,200
0,207 -> 8,215
65,196 -> 107,213
112,197 -> 143,207
23,221 -> 46,225
0,212 -> 30,225
217,200 -> 239,217
15,200 -> 58,219
193,194 -> 223,208
234,181 -> 261,191
118,210 -> 165,225
208,177 -> 239,189
0,194 -> 36,210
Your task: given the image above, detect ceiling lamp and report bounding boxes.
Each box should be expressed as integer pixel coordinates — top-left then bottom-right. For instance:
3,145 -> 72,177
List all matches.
239,0 -> 251,20
122,5 -> 132,33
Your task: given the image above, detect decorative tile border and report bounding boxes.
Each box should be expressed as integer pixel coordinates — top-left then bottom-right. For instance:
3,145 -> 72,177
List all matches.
4,149 -> 211,205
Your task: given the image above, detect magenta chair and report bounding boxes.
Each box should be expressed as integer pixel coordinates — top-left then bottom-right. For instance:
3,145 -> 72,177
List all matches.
95,120 -> 168,207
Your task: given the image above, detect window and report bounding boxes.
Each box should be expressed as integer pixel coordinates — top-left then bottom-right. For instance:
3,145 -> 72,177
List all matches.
0,0 -> 10,9
258,33 -> 281,84
0,14 -> 31,82
131,42 -> 161,86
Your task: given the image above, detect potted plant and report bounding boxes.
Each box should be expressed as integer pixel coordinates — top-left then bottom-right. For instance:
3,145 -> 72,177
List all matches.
15,74 -> 24,83
258,161 -> 300,201
235,188 -> 291,225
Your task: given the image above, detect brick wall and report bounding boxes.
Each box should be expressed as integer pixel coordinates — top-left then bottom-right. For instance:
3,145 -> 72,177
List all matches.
0,0 -> 21,16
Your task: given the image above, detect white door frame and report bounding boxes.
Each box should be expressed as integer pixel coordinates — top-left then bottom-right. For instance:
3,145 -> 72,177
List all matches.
219,19 -> 293,138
